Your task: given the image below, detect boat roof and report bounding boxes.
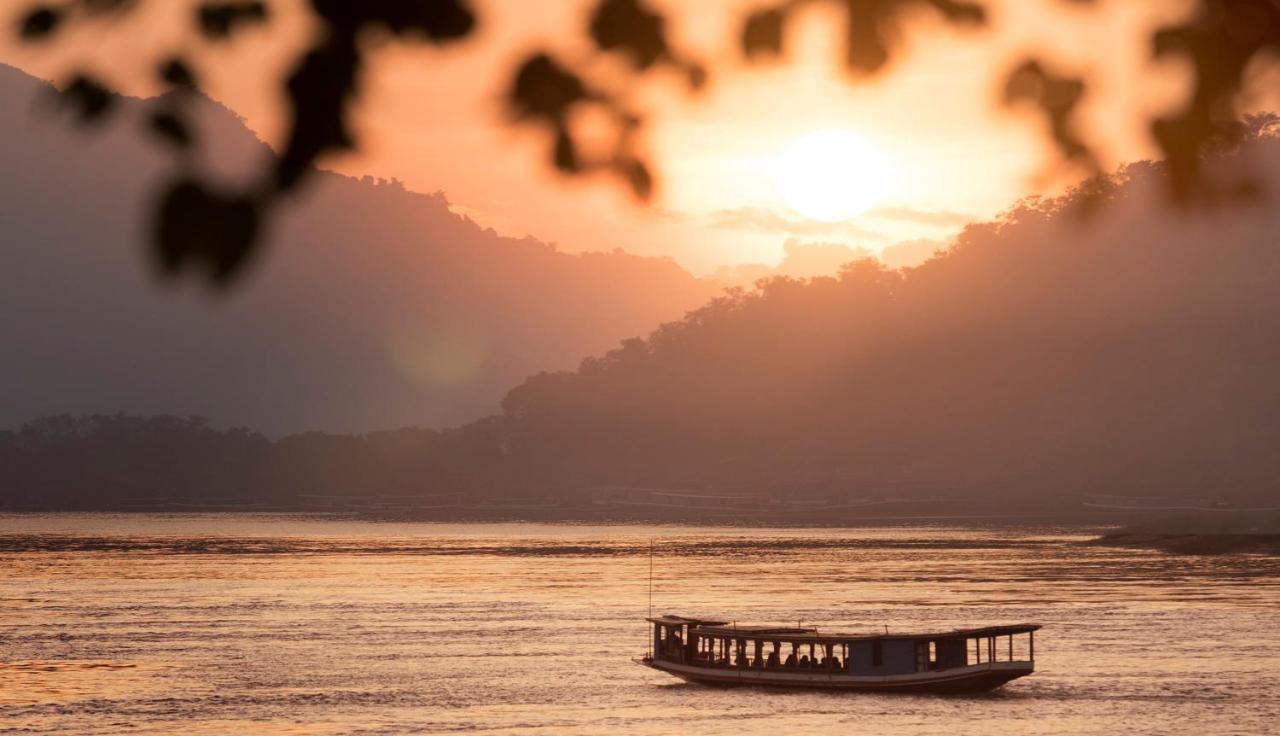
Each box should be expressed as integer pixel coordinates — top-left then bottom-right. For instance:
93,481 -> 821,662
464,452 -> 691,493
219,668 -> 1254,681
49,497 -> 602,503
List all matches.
655,617 -> 1040,643
693,623 -> 1041,643
646,615 -> 730,627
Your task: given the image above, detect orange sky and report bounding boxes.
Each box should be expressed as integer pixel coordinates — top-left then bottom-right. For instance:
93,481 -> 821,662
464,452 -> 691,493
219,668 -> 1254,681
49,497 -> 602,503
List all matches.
2,0 -> 1202,273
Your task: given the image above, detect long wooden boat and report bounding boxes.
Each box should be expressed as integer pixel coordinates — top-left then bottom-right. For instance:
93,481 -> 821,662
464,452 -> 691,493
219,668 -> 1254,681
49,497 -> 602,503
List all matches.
638,615 -> 1039,694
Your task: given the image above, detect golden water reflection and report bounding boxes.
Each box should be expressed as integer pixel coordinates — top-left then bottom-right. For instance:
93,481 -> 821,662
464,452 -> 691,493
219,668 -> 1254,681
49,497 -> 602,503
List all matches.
0,515 -> 1276,734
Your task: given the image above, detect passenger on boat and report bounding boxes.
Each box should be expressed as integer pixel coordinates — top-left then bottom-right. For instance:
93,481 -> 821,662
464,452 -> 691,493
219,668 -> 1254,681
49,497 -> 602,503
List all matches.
830,656 -> 841,670
665,630 -> 682,658
784,651 -> 797,668
766,650 -> 780,668
799,655 -> 810,667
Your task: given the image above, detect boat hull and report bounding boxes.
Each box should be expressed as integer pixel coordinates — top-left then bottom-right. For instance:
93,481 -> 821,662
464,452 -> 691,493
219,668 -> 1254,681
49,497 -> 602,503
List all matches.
638,657 -> 1033,694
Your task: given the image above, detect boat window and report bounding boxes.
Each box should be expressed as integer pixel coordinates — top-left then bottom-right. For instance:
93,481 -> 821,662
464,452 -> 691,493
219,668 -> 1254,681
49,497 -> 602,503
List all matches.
871,640 -> 883,666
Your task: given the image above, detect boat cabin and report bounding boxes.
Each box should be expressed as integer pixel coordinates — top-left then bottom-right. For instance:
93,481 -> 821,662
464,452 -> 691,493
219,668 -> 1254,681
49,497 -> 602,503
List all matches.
644,614 -> 1039,692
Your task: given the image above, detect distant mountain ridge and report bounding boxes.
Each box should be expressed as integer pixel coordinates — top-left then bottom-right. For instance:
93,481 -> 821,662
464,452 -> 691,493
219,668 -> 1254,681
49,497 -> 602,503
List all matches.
0,64 -> 720,435
7,133 -> 1280,512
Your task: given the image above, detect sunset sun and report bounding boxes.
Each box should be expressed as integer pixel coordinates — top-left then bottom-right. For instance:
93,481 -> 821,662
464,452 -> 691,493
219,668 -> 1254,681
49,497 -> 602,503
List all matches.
772,130 -> 890,222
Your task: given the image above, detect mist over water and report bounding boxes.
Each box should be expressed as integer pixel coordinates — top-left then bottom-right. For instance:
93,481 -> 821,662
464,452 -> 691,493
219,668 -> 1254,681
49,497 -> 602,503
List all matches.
0,515 -> 1276,734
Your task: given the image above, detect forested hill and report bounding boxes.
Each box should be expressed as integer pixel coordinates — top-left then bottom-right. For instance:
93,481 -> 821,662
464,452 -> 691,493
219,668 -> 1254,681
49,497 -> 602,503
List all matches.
0,64 -> 718,436
484,125 -> 1280,509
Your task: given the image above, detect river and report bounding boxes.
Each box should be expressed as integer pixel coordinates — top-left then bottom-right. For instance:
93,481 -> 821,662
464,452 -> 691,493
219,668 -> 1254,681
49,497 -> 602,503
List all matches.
0,514 -> 1276,734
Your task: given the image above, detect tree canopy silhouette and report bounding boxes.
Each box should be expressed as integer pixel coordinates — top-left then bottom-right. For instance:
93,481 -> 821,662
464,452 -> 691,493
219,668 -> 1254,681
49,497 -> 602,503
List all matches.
14,0 -> 1280,287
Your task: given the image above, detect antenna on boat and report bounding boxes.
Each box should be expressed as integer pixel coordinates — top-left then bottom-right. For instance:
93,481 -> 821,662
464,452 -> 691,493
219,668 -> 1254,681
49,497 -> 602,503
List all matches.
646,538 -> 655,660
648,537 -> 654,620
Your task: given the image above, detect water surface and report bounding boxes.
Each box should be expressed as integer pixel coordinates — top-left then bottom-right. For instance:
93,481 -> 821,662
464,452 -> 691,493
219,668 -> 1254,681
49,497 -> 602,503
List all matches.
0,514 -> 1277,734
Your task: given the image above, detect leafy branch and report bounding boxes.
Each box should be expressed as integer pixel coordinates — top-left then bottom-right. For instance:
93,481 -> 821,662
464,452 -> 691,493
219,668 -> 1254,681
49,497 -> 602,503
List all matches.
14,0 -> 1280,289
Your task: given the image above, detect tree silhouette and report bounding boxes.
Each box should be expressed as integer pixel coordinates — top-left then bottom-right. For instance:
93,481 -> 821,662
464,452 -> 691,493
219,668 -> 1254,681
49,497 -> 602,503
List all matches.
14,0 -> 1280,288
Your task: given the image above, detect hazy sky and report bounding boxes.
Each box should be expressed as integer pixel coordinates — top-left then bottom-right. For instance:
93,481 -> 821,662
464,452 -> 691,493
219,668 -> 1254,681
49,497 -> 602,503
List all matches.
1,0 -> 1202,273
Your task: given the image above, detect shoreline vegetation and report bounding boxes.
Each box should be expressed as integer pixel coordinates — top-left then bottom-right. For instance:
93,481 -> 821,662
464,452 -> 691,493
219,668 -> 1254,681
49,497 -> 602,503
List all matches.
0,497 -> 1102,524
2,416 -> 1276,554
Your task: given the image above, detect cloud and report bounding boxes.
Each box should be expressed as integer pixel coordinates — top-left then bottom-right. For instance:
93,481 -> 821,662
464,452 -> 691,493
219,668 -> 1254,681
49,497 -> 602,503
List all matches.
713,238 -> 880,286
646,204 -> 972,234
880,238 -> 950,269
867,205 -> 974,227
777,239 -> 878,275
709,207 -> 889,240
713,236 -> 954,286
639,207 -> 688,224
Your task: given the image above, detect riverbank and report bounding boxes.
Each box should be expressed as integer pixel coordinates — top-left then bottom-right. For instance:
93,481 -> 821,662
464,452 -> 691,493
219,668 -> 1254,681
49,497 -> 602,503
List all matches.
1089,509 -> 1280,555
1091,532 -> 1280,555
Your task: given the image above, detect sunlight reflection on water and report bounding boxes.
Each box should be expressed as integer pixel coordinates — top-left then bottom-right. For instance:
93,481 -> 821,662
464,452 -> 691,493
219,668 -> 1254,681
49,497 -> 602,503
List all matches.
0,514 -> 1276,734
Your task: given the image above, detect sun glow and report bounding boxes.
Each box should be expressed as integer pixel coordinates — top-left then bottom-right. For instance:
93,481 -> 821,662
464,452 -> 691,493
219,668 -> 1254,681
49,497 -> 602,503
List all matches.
772,130 -> 891,222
